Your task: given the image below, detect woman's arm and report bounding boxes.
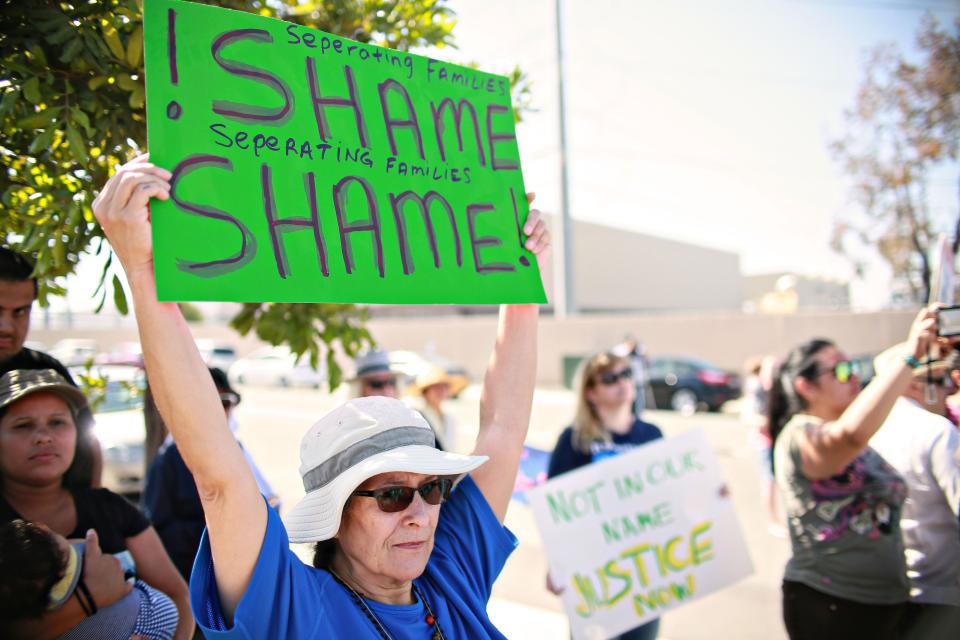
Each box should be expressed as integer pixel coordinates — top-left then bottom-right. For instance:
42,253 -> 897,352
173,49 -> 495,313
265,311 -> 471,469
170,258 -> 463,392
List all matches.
93,154 -> 264,622
126,527 -> 194,640
470,201 -> 550,521
798,307 -> 937,480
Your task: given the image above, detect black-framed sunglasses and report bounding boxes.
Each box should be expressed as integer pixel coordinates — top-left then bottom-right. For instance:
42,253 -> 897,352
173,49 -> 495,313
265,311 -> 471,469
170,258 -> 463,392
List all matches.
364,378 -> 397,390
598,367 -> 633,386
818,360 -> 861,384
352,477 -> 453,513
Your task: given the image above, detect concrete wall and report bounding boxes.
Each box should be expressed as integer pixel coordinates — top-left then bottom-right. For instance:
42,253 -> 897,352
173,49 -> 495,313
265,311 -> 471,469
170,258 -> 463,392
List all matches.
571,219 -> 743,312
32,309 -> 913,385
743,273 -> 850,310
366,309 -> 915,383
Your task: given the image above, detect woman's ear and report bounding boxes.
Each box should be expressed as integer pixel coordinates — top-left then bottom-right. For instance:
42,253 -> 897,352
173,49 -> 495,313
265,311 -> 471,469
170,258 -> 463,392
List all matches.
793,376 -> 817,405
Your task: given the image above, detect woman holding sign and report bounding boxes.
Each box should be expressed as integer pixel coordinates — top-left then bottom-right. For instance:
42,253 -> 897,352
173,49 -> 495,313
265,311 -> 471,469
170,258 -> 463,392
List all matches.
547,351 -> 664,640
768,308 -> 938,640
92,154 -> 550,639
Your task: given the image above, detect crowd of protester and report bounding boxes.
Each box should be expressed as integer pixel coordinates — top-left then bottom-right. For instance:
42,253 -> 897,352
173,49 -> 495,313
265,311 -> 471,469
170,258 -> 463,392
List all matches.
0,156 -> 957,639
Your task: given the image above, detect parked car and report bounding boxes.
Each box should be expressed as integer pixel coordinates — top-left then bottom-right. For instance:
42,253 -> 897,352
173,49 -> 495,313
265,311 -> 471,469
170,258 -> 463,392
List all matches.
647,356 -> 740,415
49,339 -> 99,366
196,339 -> 239,372
229,346 -> 326,388
95,341 -> 144,366
73,364 -> 147,498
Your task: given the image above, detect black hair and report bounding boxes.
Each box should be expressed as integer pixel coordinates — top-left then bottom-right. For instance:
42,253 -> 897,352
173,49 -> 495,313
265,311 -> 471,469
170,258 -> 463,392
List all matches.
0,520 -> 65,620
61,406 -> 96,489
0,246 -> 38,298
312,539 -> 338,569
767,338 -> 836,458
312,497 -> 354,569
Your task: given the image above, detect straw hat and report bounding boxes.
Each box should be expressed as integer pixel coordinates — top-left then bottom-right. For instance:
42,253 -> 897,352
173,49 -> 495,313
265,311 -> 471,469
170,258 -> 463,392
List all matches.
282,396 -> 486,543
406,365 -> 469,397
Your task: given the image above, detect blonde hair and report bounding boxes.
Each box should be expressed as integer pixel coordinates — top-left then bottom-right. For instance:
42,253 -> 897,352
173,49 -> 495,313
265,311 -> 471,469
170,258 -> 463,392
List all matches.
571,352 -> 631,454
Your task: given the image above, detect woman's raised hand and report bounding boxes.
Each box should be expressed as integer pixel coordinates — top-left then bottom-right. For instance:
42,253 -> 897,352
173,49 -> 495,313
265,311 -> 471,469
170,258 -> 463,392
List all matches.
906,306 -> 938,360
523,193 -> 551,274
92,153 -> 171,277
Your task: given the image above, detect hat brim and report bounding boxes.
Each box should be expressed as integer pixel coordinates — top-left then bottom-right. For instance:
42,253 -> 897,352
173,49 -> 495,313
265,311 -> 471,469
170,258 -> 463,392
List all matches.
283,445 -> 487,543
407,373 -> 469,398
348,367 -> 398,384
1,380 -> 88,416
47,542 -> 84,610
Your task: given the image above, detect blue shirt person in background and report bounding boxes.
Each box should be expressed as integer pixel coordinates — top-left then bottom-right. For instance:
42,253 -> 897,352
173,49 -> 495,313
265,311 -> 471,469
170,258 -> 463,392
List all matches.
547,351 -> 664,640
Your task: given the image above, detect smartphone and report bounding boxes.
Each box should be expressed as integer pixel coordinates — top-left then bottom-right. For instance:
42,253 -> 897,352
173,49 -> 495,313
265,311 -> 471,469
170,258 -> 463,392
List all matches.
937,305 -> 960,337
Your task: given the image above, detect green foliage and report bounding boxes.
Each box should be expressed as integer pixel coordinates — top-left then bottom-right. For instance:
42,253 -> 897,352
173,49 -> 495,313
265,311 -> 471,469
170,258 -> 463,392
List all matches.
831,15 -> 959,303
0,0 -> 528,387
177,301 -> 204,323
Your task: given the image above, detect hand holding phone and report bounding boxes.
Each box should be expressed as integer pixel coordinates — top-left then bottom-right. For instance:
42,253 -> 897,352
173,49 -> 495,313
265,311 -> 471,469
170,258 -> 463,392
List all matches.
936,305 -> 960,338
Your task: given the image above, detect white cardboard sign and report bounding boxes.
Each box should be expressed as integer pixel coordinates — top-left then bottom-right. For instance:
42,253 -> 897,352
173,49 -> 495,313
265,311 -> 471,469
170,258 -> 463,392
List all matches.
527,429 -> 753,640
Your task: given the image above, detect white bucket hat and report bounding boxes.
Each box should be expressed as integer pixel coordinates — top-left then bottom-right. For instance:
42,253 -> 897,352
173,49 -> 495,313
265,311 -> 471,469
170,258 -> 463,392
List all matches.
283,396 -> 487,543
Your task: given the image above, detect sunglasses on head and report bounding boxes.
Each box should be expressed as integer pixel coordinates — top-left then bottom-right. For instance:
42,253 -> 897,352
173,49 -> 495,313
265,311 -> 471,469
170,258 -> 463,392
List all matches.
364,378 -> 396,390
819,360 -> 861,384
352,477 -> 453,513
597,367 -> 633,386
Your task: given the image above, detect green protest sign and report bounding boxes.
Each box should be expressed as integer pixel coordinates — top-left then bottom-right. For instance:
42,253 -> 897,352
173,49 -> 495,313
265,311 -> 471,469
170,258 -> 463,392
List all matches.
142,0 -> 544,303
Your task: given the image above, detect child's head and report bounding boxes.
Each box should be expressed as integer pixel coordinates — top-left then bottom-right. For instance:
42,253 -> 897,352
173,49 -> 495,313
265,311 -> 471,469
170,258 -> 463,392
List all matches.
0,519 -> 80,620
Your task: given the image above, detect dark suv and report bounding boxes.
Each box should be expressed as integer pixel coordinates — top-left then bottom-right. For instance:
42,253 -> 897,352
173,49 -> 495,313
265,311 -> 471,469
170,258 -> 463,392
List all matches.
647,356 -> 740,414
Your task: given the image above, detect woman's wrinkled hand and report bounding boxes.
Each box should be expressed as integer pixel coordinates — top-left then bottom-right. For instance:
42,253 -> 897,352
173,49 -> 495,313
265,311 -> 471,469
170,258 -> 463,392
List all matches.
523,193 -> 551,274
92,153 -> 171,277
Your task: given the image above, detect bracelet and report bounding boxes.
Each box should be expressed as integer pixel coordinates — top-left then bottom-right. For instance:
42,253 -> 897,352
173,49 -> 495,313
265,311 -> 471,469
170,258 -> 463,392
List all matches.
73,587 -> 91,616
904,355 -> 921,369
75,578 -> 98,616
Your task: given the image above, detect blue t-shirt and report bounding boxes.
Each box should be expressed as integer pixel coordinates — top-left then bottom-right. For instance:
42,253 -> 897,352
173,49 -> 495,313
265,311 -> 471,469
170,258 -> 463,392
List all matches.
547,418 -> 663,479
190,475 -> 517,639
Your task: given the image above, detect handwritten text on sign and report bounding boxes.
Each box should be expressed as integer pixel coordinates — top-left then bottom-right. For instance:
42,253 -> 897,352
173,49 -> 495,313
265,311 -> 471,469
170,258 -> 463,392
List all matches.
143,0 -> 544,303
528,430 -> 753,640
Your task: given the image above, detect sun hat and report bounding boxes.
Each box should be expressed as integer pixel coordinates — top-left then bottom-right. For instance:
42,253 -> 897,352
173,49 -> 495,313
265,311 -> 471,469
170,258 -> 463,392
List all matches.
873,343 -> 950,378
351,349 -> 395,380
0,369 -> 89,416
406,365 -> 469,398
282,396 -> 487,543
47,541 -> 85,610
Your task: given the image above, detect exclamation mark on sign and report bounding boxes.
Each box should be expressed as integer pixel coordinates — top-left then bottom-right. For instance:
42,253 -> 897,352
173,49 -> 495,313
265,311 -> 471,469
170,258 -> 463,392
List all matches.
166,8 -> 182,120
510,187 -> 531,267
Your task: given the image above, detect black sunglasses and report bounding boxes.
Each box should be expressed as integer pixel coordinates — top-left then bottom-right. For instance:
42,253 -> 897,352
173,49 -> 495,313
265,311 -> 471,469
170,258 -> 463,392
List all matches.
598,367 -> 633,386
352,477 -> 453,513
364,378 -> 397,390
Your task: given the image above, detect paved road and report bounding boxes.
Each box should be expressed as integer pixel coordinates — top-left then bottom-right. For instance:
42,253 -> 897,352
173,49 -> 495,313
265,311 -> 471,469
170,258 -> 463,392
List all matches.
232,384 -> 790,639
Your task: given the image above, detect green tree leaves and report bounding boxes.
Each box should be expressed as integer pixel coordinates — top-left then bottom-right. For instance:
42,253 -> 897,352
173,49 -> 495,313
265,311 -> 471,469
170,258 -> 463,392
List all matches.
831,16 -> 960,304
1,0 -> 526,386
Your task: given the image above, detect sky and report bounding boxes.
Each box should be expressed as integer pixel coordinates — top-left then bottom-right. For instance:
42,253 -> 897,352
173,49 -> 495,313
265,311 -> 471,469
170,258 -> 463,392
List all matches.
51,0 -> 959,315
423,0 -> 960,310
